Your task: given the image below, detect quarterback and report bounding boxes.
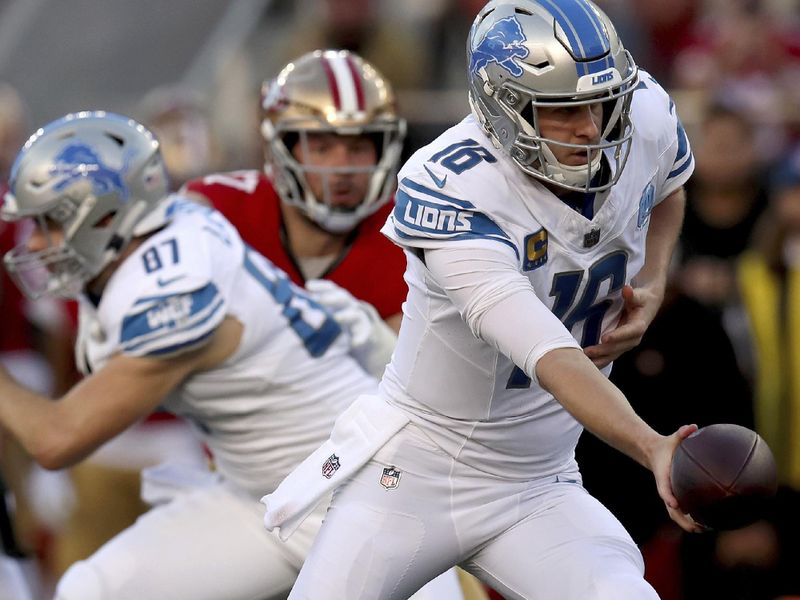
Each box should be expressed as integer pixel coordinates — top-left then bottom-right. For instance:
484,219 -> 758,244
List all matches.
264,1 -> 701,599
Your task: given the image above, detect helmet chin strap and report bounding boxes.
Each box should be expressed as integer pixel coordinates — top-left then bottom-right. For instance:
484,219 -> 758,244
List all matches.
540,143 -> 602,189
301,189 -> 358,234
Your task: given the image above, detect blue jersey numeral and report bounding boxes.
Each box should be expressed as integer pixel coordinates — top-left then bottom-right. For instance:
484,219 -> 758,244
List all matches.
244,249 -> 341,357
505,252 -> 628,388
142,238 -> 180,273
429,139 -> 497,174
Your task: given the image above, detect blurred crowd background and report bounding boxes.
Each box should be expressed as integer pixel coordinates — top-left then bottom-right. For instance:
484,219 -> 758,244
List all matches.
2,0 -> 800,599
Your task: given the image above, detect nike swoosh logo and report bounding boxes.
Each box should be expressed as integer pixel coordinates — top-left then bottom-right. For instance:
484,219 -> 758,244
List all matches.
156,275 -> 186,287
423,164 -> 448,189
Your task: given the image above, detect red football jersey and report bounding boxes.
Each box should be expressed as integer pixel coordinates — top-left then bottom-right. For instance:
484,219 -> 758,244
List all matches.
0,219 -> 31,353
183,170 -> 408,319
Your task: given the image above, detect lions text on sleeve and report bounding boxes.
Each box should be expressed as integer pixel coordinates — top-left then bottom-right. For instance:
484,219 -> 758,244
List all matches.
380,73 -> 694,480
75,198 -> 378,496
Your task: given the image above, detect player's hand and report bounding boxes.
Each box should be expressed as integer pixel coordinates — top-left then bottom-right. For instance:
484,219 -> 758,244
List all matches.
305,279 -> 376,346
305,279 -> 397,379
583,284 -> 661,368
649,424 -> 706,533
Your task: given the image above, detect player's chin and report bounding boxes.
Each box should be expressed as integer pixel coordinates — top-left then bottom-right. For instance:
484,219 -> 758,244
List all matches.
329,192 -> 364,209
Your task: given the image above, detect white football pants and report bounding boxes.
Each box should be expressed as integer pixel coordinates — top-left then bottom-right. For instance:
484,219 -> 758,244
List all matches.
290,424 -> 659,600
54,475 -> 465,600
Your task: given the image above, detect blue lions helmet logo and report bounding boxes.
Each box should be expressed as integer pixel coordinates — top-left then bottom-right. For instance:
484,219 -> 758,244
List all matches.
51,143 -> 129,201
470,16 -> 529,79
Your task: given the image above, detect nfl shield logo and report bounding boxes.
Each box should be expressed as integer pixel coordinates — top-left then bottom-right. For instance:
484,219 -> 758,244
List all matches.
380,466 -> 402,490
322,454 -> 341,479
583,228 -> 601,248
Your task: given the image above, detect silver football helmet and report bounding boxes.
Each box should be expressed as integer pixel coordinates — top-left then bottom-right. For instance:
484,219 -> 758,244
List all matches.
1,111 -> 169,298
261,49 -> 406,233
467,0 -> 639,192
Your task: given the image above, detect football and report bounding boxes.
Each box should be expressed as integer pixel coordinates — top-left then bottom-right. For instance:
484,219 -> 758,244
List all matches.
670,424 -> 778,530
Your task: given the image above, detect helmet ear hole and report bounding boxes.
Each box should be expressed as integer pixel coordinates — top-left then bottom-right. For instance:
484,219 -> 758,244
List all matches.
106,133 -> 125,147
281,132 -> 299,155
92,210 -> 117,230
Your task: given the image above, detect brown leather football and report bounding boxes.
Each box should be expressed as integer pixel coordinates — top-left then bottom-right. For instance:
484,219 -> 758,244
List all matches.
670,424 -> 778,530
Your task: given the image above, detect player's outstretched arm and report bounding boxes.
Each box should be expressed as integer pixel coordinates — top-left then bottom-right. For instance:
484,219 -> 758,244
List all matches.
0,317 -> 241,470
584,187 -> 686,368
536,347 -> 704,533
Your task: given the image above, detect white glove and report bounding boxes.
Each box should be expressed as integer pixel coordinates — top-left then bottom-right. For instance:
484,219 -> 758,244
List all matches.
305,279 -> 397,379
25,464 -> 76,532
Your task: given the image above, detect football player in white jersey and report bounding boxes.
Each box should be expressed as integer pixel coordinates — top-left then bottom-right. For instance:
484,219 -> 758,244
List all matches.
263,1 -> 702,599
0,112 -> 462,600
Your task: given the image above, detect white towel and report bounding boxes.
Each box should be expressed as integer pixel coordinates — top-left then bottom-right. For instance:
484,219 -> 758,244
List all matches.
261,394 -> 409,541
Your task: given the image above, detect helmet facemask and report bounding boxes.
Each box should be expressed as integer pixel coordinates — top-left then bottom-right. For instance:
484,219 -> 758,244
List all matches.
263,118 -> 405,233
2,207 -> 90,299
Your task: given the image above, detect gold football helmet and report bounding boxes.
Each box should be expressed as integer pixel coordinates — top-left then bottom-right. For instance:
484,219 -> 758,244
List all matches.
261,49 -> 406,233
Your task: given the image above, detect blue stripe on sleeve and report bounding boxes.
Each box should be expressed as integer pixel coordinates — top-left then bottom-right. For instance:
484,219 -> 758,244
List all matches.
667,117 -> 693,181
668,154 -> 694,180
144,329 -> 216,356
674,119 -> 689,163
120,283 -> 224,352
121,297 -> 226,355
400,177 -> 476,209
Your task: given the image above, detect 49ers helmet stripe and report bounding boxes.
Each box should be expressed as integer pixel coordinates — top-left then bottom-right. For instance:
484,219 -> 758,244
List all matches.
320,54 -> 365,113
345,55 -> 366,111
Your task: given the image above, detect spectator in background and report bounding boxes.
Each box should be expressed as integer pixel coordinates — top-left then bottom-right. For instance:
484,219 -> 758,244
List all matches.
679,144 -> 800,600
672,0 -> 800,161
577,276 -> 754,600
596,0 -> 702,85
678,104 -> 769,374
739,146 -> 800,490
427,0 -> 487,90
138,86 -> 225,190
264,0 -> 431,91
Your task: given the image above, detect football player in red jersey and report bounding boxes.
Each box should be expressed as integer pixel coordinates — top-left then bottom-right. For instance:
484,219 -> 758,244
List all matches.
183,49 -> 407,333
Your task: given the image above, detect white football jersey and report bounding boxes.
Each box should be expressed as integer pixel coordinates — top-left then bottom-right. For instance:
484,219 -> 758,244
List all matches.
380,73 -> 694,480
75,198 -> 378,496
